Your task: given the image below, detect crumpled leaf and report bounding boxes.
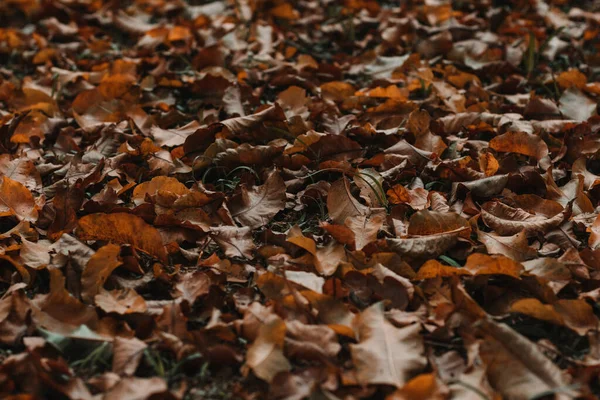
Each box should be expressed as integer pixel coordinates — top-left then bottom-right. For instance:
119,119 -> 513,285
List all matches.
510,298 -> 598,335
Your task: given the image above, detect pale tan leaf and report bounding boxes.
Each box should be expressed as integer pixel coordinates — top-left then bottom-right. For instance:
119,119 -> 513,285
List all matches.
350,302 -> 426,387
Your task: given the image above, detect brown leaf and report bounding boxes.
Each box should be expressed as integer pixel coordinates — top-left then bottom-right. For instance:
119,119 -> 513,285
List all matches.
407,210 -> 470,237
388,373 -> 449,400
588,213 -> 600,250
522,257 -> 571,294
387,232 -> 463,259
94,289 -> 147,315
175,271 -> 211,306
320,222 -> 356,248
228,171 -> 286,229
33,269 -> 98,331
477,228 -> 537,262
556,69 -> 587,90
221,104 -> 286,135
284,270 -> 324,293
478,319 -> 576,399
76,213 -> 168,262
481,201 -> 569,236
81,243 -> 122,303
19,238 -> 51,269
559,88 -> 597,121
150,120 -> 201,147
0,176 -> 38,222
104,377 -> 169,399
489,131 -> 549,160
0,155 -> 42,192
415,260 -> 470,280
463,253 -> 523,278
327,177 -> 369,225
320,81 -> 356,102
132,176 -> 189,206
210,226 -> 255,258
287,226 -> 345,276
112,336 -> 147,376
510,298 -> 598,335
243,313 -> 290,382
387,210 -> 470,259
350,302 -> 426,387
307,135 -> 364,162
285,320 -> 341,361
344,211 -> 385,250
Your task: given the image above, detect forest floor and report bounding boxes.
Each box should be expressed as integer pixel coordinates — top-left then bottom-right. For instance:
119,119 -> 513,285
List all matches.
0,0 -> 600,399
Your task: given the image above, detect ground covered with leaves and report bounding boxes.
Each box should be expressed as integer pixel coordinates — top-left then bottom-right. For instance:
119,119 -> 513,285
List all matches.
2,0 -> 600,399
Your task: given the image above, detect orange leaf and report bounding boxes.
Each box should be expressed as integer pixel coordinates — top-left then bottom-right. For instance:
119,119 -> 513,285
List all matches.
76,213 -> 167,262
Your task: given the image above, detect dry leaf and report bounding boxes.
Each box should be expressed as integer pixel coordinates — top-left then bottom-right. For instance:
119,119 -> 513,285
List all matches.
76,213 -> 168,262
350,302 -> 426,387
229,171 -> 286,229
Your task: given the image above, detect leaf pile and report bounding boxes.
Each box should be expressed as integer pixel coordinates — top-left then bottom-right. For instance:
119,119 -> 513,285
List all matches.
1,0 -> 600,399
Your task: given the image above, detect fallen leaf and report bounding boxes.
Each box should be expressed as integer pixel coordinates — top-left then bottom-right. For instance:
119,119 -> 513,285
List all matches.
103,377 -> 168,400
243,313 -> 290,382
463,253 -> 523,278
489,131 -> 549,160
112,336 -> 147,376
0,176 -> 38,222
559,88 -> 597,121
229,171 -> 286,229
210,226 -> 255,258
76,213 -> 168,262
350,302 -> 426,387
81,244 -> 122,303
477,228 -> 537,261
327,177 -> 369,224
478,319 -> 576,399
481,201 -> 568,236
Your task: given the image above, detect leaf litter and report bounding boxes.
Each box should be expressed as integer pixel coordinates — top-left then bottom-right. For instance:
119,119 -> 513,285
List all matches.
0,0 -> 599,399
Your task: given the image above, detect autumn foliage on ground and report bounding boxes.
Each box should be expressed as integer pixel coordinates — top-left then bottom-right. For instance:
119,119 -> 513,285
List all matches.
2,0 -> 600,398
